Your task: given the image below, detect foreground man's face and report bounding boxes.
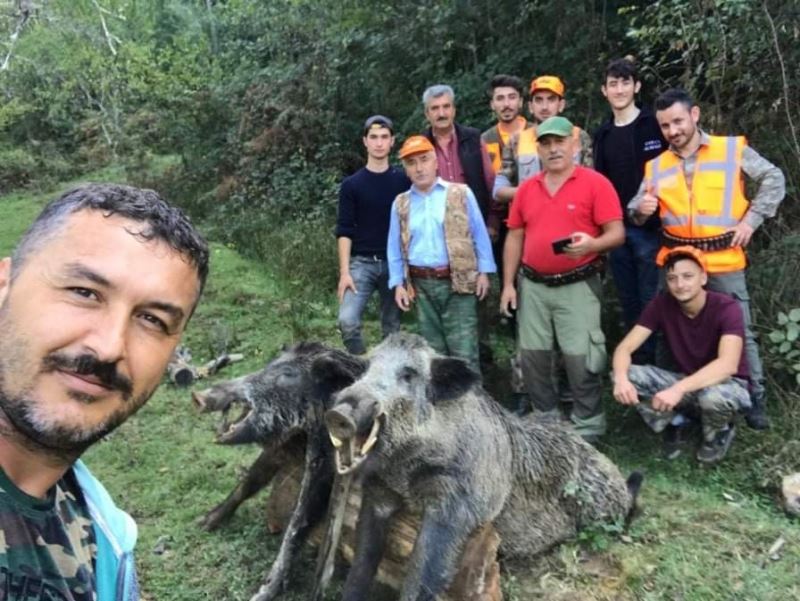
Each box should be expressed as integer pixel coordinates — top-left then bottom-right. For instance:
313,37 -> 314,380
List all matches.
0,210 -> 200,454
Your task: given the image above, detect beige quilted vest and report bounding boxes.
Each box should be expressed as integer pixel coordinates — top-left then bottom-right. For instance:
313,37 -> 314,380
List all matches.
395,183 -> 478,294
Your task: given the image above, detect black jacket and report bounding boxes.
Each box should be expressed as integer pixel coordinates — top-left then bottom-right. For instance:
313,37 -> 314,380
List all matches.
593,106 -> 667,228
424,123 -> 491,218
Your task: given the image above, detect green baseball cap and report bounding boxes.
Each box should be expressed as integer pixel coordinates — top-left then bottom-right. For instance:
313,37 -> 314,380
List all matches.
536,116 -> 573,138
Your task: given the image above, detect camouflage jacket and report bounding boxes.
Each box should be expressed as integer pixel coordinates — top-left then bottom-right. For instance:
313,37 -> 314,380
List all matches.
0,461 -> 139,601
495,124 -> 594,193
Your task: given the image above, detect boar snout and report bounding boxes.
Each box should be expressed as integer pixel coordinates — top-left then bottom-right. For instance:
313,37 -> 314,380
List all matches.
326,400 -> 384,475
325,406 -> 357,442
192,388 -> 237,413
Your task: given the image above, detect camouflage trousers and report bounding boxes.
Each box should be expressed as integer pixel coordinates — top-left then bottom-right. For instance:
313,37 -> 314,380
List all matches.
413,277 -> 480,375
624,364 -> 750,442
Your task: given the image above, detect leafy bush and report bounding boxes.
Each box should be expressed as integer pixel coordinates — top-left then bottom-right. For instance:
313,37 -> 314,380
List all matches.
0,147 -> 37,192
766,308 -> 800,388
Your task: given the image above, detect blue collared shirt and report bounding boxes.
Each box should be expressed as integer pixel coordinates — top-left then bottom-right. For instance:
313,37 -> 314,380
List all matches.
387,178 -> 496,289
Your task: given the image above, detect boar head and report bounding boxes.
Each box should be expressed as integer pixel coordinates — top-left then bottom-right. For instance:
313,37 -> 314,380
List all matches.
193,342 -> 366,445
324,333 -> 479,474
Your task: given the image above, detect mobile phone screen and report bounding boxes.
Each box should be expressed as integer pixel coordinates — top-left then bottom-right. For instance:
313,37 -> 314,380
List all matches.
551,237 -> 572,254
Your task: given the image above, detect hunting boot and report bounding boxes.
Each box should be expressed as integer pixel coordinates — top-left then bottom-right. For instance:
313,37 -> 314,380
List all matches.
696,423 -> 736,465
744,394 -> 770,430
519,349 -> 559,415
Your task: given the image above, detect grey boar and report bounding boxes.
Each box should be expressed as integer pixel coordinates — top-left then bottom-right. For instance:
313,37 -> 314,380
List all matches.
192,342 -> 367,601
325,333 -> 641,601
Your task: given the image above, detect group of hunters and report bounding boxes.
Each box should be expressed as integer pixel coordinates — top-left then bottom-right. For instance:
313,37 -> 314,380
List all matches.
335,58 -> 787,465
0,56 -> 789,599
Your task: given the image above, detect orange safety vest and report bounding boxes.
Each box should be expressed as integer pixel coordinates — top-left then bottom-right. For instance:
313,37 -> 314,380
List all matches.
645,135 -> 749,273
482,117 -> 530,174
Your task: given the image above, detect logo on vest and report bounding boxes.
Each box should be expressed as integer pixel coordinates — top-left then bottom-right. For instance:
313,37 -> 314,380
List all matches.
643,139 -> 663,152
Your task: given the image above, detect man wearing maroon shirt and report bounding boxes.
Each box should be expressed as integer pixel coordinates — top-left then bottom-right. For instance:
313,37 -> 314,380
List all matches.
500,116 -> 624,442
612,246 -> 750,464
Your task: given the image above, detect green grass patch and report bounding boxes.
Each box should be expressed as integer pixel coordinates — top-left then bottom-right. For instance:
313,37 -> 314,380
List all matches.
2,175 -> 799,600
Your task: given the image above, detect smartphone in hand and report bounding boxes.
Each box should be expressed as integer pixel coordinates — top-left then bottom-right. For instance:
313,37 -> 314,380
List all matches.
551,236 -> 573,254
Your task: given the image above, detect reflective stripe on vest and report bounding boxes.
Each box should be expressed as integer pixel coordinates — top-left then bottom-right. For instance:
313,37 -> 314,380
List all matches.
645,135 -> 749,272
485,141 -> 502,174
516,126 -> 582,183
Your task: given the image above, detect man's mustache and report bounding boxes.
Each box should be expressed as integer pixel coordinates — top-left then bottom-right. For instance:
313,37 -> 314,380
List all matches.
42,352 -> 133,400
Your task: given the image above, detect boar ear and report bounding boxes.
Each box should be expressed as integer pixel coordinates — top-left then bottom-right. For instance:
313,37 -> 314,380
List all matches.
311,350 -> 368,393
428,357 -> 479,403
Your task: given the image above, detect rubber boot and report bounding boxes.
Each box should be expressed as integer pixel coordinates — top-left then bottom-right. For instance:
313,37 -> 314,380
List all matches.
744,394 -> 770,430
561,353 -> 605,440
519,349 -> 558,413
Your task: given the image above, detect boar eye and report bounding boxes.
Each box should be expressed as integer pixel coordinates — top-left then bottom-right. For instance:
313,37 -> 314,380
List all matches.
398,366 -> 418,383
276,368 -> 300,386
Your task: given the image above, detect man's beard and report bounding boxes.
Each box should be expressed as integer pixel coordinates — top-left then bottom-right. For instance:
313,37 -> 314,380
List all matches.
0,306 -> 150,458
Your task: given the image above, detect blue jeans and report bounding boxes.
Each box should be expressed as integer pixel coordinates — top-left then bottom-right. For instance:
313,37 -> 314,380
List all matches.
609,226 -> 659,363
337,255 -> 400,355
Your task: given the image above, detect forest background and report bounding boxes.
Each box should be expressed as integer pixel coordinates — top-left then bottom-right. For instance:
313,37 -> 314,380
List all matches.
1,1 -> 799,599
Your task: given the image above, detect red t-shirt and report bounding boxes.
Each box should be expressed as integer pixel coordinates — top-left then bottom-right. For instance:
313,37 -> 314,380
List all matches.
638,291 -> 750,381
506,166 -> 622,274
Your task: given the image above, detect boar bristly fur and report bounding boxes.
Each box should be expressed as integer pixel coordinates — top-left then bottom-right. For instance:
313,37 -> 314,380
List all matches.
192,342 -> 367,601
326,333 -> 638,601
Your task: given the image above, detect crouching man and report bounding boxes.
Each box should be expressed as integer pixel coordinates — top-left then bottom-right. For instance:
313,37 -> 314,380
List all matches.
388,135 -> 496,376
611,246 -> 750,464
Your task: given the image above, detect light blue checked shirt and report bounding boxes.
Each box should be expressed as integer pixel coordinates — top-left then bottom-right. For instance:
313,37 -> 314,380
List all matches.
387,178 -> 496,289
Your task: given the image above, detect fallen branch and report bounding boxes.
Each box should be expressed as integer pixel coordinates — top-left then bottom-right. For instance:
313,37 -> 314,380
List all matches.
168,347 -> 245,387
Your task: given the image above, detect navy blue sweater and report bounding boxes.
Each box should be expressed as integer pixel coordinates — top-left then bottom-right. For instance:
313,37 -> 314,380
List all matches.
335,166 -> 411,258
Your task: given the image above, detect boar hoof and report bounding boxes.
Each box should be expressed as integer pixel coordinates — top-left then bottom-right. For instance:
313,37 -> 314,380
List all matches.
249,573 -> 288,601
197,506 -> 233,531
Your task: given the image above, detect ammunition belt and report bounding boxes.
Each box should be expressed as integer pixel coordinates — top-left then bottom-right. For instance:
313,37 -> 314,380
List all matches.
521,258 -> 605,288
661,230 -> 735,252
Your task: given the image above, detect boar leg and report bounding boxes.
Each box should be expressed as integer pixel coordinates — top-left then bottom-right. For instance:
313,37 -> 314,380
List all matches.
400,502 -> 480,601
250,438 -> 334,601
341,484 -> 402,601
200,434 -> 306,531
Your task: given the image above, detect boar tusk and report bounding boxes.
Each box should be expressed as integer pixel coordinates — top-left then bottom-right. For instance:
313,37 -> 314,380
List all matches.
360,416 -> 382,456
329,434 -> 343,448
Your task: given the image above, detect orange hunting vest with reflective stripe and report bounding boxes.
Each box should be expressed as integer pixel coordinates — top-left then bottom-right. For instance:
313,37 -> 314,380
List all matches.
645,135 -> 749,273
482,118 -> 530,174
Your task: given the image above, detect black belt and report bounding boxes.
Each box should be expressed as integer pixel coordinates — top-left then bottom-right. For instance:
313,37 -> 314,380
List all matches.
661,231 -> 735,252
521,258 -> 604,287
352,253 -> 386,261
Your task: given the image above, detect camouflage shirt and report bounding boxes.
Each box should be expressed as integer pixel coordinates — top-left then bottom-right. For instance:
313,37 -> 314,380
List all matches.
0,467 -> 97,601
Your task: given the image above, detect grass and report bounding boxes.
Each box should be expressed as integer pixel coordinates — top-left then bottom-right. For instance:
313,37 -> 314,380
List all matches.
2,175 -> 799,600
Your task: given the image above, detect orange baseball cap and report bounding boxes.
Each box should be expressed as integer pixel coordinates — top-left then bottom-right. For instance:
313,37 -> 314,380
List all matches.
399,135 -> 435,160
530,75 -> 565,97
663,246 -> 708,271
